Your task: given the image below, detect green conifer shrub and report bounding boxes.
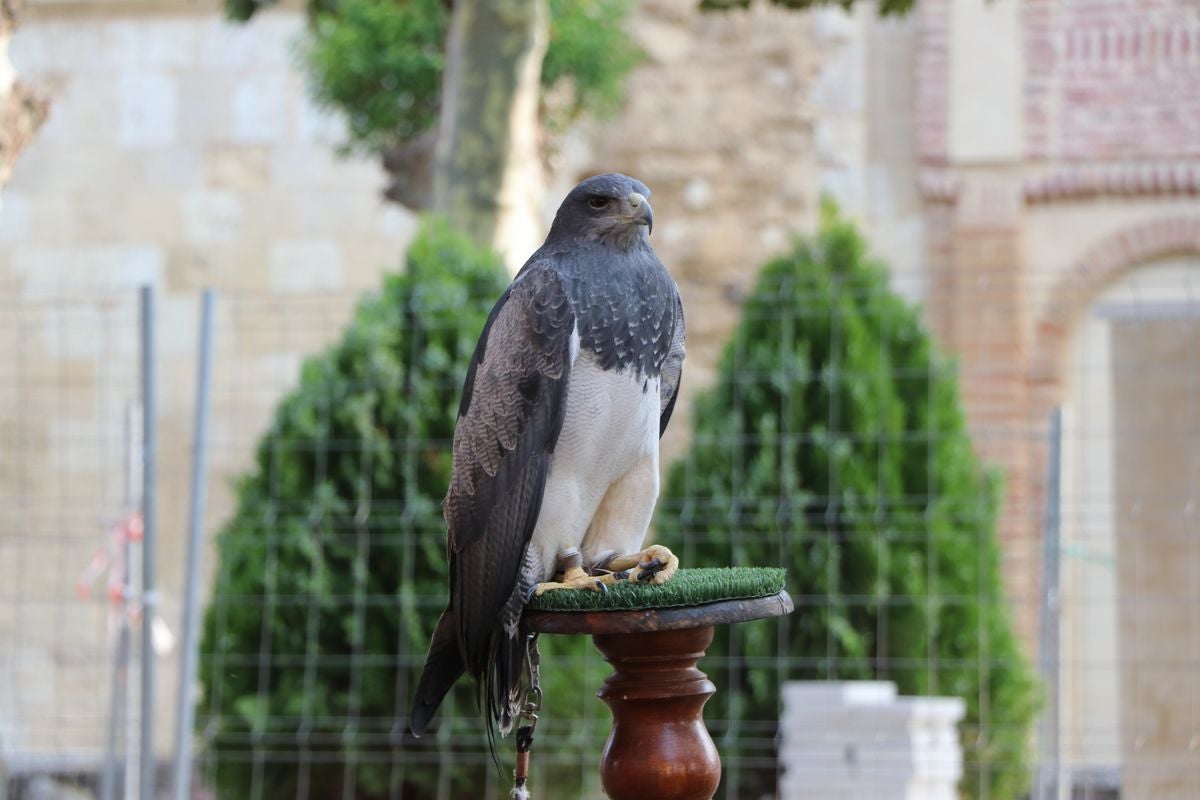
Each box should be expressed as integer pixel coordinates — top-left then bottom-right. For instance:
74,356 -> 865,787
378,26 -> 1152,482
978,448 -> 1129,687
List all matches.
197,219 -> 607,799
656,206 -> 1039,799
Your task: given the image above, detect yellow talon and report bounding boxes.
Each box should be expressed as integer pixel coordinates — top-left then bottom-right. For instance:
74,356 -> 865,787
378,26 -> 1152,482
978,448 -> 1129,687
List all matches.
534,566 -> 618,596
603,544 -> 679,585
532,545 -> 679,596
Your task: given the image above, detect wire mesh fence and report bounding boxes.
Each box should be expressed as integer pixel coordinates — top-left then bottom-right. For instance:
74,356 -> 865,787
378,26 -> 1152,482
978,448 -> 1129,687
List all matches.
1,248 -> 1198,800
1,291 -> 143,793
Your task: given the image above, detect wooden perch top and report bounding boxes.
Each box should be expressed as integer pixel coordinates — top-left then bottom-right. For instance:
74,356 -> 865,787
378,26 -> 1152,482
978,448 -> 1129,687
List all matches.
525,588 -> 793,635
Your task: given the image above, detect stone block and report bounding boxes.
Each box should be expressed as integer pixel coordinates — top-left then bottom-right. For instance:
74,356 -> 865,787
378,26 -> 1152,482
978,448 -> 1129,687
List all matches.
10,244 -> 166,298
816,118 -> 865,169
11,647 -> 56,718
126,189 -> 184,242
0,544 -> 20,606
174,241 -> 274,292
182,189 -> 243,244
948,0 -> 1023,163
128,147 -> 205,189
783,680 -> 898,709
0,192 -> 32,243
165,244 -> 216,292
8,22 -> 100,74
339,243 -> 400,289
269,238 -> 344,293
206,145 -> 270,190
37,305 -> 125,362
810,42 -> 864,115
779,681 -> 965,800
158,292 -> 201,358
159,352 -> 197,421
270,143 -> 384,188
286,190 -> 378,236
199,15 -> 301,71
198,18 -> 265,71
68,188 -> 137,242
16,547 -> 63,603
252,351 -> 304,387
26,72 -> 116,149
376,203 -> 419,241
231,73 -> 289,144
103,19 -> 199,69
176,73 -> 234,145
813,6 -> 859,43
758,223 -> 788,253
11,146 -> 127,198
682,177 -> 713,210
118,71 -> 178,148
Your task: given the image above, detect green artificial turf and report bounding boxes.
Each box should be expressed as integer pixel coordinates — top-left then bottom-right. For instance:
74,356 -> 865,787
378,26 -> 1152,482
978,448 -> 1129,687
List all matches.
525,566 -> 786,612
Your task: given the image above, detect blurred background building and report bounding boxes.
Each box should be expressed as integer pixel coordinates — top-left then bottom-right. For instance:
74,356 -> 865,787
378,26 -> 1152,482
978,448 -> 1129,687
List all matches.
1,0 -> 1198,796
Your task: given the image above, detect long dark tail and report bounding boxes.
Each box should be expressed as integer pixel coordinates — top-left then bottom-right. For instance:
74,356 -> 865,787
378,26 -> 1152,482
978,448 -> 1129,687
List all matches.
409,608 -> 465,736
486,622 -> 528,737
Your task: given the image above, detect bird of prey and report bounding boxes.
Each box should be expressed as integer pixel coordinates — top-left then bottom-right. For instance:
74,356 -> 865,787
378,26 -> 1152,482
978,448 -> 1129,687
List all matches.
409,173 -> 686,738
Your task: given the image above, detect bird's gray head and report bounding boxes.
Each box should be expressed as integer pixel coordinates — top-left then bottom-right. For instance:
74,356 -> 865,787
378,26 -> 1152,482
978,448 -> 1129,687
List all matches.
547,173 -> 653,250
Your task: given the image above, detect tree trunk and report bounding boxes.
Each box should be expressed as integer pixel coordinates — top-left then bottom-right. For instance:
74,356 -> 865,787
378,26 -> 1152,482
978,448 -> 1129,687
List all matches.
432,0 -> 548,270
0,0 -> 47,192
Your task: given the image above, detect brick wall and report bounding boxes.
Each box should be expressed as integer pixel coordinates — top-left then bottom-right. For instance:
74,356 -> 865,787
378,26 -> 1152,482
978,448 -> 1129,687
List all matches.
915,0 -> 1200,649
1024,0 -> 1200,161
915,0 -> 950,164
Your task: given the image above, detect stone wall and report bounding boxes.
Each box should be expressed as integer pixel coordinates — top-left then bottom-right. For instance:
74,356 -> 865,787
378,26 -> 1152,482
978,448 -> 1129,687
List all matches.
0,0 -> 876,766
562,0 -> 873,462
0,1 -> 414,763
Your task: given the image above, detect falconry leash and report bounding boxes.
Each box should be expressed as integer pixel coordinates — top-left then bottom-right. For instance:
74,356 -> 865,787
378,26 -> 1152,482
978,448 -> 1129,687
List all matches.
511,632 -> 542,800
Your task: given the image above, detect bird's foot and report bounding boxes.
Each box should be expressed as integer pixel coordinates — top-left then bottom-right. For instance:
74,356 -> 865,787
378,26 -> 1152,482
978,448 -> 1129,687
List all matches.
534,565 -> 616,596
602,544 -> 679,585
533,545 -> 679,595
535,549 -> 620,595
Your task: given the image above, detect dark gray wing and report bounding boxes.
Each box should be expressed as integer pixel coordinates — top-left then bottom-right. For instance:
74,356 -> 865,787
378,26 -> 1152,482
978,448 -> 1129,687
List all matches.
443,264 -> 574,691
659,292 -> 685,436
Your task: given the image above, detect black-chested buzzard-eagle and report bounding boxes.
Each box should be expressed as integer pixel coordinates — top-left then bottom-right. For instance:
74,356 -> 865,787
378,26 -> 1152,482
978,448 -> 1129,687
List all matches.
409,173 -> 686,738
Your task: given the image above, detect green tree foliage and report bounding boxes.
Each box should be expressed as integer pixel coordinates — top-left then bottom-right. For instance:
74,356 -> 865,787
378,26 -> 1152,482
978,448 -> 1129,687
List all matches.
303,0 -> 446,151
197,220 -> 607,799
228,0 -> 642,157
542,0 -> 642,125
656,206 -> 1038,799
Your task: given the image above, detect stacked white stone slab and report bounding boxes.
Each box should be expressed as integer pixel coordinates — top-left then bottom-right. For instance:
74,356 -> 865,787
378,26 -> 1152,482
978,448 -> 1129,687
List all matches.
779,681 -> 965,800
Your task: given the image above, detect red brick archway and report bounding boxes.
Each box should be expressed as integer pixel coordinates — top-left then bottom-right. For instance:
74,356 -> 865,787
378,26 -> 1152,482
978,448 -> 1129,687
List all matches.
1030,217 -> 1200,416
930,214 -> 1200,649
1012,217 -> 1200,651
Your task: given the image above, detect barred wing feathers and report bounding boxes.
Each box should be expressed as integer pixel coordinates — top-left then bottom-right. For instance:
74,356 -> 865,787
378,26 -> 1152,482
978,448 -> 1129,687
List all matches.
409,263 -> 574,736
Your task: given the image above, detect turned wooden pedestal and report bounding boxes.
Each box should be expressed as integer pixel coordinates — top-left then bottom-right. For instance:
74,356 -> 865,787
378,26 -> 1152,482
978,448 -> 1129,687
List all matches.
525,591 -> 793,800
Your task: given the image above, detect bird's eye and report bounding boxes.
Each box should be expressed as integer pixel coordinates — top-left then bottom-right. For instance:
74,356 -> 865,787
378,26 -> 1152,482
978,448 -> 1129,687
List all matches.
587,197 -> 609,210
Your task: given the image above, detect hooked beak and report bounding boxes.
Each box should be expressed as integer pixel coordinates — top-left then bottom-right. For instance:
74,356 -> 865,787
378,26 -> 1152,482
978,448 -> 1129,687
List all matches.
629,192 -> 653,235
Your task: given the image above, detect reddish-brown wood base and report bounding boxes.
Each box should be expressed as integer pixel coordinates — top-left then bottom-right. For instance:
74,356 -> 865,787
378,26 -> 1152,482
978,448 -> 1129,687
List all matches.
523,592 -> 794,800
593,626 -> 721,800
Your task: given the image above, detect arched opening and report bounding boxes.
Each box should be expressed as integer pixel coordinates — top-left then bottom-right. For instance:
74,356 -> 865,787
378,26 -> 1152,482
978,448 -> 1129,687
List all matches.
1055,253 -> 1200,798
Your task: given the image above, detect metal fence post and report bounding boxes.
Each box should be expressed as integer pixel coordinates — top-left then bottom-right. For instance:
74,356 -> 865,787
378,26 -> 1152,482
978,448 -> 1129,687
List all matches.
101,404 -> 141,800
172,290 -> 216,800
1036,407 -> 1063,800
140,285 -> 159,800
